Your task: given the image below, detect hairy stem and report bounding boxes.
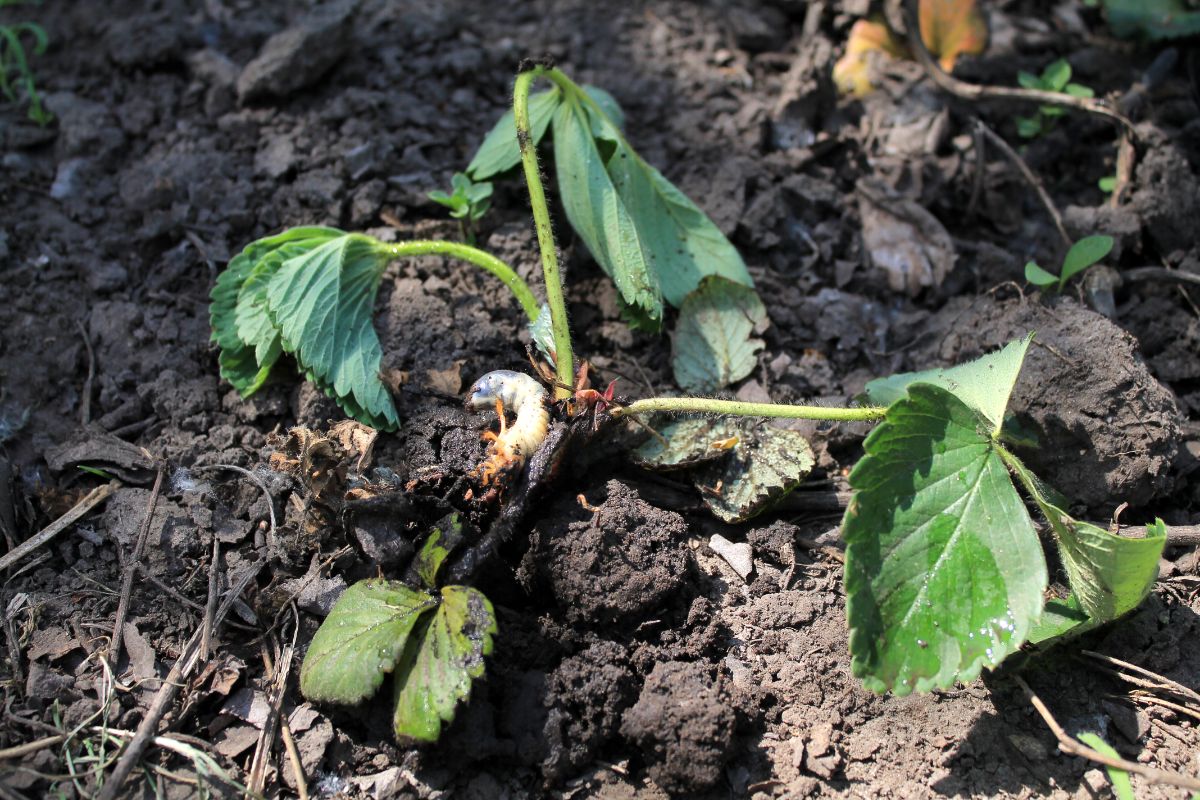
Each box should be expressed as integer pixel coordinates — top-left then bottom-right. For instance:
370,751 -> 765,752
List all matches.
614,396 -> 888,422
514,66 -> 573,400
379,239 -> 540,321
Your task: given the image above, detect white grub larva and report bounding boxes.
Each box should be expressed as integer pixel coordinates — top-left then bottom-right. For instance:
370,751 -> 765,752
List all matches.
465,370 -> 550,485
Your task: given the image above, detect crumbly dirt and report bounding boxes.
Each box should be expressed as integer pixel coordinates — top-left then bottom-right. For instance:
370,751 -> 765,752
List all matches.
2,1 -> 1200,798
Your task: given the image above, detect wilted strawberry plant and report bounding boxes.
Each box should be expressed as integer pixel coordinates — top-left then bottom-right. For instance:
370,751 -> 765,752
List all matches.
211,60 -> 1168,742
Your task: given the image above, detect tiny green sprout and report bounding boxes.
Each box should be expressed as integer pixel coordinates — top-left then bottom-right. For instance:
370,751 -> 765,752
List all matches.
1024,234 -> 1114,293
0,1 -> 51,126
428,172 -> 493,243
1014,58 -> 1094,138
1098,173 -> 1117,194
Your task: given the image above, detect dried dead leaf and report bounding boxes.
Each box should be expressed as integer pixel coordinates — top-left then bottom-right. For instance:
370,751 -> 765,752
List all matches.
919,0 -> 988,72
857,178 -> 956,296
27,626 -> 78,661
329,419 -> 379,473
422,360 -> 464,396
833,18 -> 907,98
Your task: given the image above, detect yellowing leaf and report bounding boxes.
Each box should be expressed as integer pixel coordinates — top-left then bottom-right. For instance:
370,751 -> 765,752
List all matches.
834,19 -> 907,98
919,0 -> 988,72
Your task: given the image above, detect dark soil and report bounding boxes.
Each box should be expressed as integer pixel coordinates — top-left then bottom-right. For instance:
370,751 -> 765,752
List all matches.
2,1 -> 1200,798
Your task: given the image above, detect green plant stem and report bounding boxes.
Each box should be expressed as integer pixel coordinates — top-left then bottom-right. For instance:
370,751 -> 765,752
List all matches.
379,239 -> 539,322
514,66 -> 573,400
614,396 -> 888,422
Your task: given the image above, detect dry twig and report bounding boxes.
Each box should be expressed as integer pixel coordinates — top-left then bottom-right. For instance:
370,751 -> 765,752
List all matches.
0,479 -> 120,573
973,119 -> 1071,248
108,464 -> 164,670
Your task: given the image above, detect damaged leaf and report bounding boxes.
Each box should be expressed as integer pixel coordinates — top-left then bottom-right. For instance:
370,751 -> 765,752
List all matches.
392,585 -> 497,743
635,417 -> 814,522
299,580 -> 438,705
833,18 -> 909,97
857,179 -> 956,296
672,276 -> 768,393
413,513 -> 467,590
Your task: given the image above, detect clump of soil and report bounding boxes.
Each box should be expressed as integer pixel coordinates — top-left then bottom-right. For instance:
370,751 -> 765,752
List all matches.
904,295 -> 1184,511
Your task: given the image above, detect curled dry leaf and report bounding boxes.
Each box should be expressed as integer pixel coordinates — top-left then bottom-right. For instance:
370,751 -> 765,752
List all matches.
857,178 -> 956,296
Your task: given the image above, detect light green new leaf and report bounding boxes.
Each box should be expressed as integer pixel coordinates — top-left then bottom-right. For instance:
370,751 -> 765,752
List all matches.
632,417 -> 737,471
393,585 -> 497,743
529,303 -> 557,365
466,87 -> 562,180
844,384 -> 1047,695
864,333 -> 1033,435
1024,261 -> 1059,288
266,233 -> 400,431
1042,58 -> 1072,92
672,276 -> 768,393
1076,733 -> 1135,800
697,422 -> 814,523
299,579 -> 438,705
553,95 -> 662,325
1060,234 -> 1114,282
583,99 -> 751,307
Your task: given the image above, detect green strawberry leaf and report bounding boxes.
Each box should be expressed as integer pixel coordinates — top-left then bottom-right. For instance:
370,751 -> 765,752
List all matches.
529,303 -> 557,366
466,87 -> 562,180
1025,261 -> 1060,288
1043,58 -> 1072,92
393,585 -> 497,743
844,383 -> 1047,694
414,513 -> 466,590
211,250 -> 260,393
696,422 -> 814,523
1060,234 -> 1114,283
553,92 -> 663,326
265,233 -> 400,431
299,579 -> 438,705
672,276 -> 768,393
863,332 -> 1033,435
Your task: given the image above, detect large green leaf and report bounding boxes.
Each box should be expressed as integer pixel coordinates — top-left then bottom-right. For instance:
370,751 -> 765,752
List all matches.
211,250 -> 261,393
266,233 -> 400,431
553,94 -> 662,325
393,585 -> 497,743
844,383 -> 1047,694
466,88 -> 562,180
600,121 -> 751,307
672,276 -> 767,393
864,333 -> 1033,435
299,579 -> 438,705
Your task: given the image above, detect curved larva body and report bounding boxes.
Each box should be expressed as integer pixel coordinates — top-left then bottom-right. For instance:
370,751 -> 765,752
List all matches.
466,370 -> 549,484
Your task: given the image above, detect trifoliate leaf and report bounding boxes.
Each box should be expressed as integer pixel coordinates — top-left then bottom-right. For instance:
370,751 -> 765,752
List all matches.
553,94 -> 663,326
466,88 -> 562,180
529,303 -> 557,366
863,332 -> 1032,435
414,513 -> 466,590
1076,733 -> 1136,800
632,417 -> 737,471
844,383 -> 1047,695
696,422 -> 815,523
1024,261 -> 1059,288
1060,235 -> 1114,283
672,276 -> 768,393
393,585 -> 497,743
266,233 -> 400,431
299,579 -> 438,705
596,111 -> 751,307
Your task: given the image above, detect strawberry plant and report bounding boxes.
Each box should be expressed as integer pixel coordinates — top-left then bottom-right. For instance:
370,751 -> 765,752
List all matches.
428,172 -> 493,244
211,61 -> 1169,742
1015,58 -> 1095,138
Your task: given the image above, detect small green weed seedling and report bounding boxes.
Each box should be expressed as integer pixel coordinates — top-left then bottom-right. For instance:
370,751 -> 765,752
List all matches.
428,172 -> 494,243
1015,58 -> 1094,138
212,61 -> 1168,742
1024,234 -> 1113,293
0,0 -> 50,125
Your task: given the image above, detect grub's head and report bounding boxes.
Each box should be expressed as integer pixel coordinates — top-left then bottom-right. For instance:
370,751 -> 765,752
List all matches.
465,370 -> 526,411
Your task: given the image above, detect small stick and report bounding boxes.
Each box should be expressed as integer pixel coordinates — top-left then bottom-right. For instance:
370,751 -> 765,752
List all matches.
0,479 -> 120,573
201,536 -> 220,661
974,119 -> 1072,248
1014,674 -> 1200,791
76,320 -> 96,426
96,559 -> 263,800
901,0 -> 1134,135
1122,268 -> 1200,290
0,733 -> 67,760
1081,650 -> 1200,705
108,465 -> 164,670
966,121 -> 986,220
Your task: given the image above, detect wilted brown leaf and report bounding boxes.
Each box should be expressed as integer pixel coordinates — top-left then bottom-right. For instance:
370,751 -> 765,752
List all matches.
920,0 -> 988,72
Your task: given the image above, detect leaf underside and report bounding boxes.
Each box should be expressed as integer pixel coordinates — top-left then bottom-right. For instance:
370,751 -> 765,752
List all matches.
466,87 -> 561,180
393,585 -> 497,743
863,332 -> 1033,435
843,383 -> 1047,695
672,276 -> 768,393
